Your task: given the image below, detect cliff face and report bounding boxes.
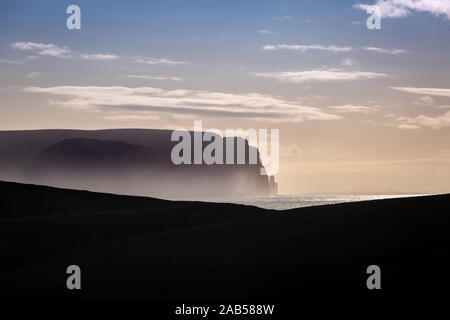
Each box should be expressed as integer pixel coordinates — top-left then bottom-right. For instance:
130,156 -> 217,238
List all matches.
0,129 -> 271,198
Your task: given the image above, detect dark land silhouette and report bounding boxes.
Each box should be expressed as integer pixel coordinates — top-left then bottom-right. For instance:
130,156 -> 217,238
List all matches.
1,181 -> 449,301
0,129 -> 275,198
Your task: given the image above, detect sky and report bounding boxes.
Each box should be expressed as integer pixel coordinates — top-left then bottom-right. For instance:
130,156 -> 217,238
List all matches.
1,0 -> 450,194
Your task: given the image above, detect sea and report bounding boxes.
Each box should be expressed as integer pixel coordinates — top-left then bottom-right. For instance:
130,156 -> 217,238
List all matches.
195,194 -> 426,211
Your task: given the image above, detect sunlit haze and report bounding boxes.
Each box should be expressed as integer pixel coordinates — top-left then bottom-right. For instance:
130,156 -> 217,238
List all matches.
1,0 -> 450,194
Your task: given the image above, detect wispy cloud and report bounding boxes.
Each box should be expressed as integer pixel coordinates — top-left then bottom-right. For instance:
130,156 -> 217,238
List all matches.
419,96 -> 435,105
391,87 -> 450,97
355,0 -> 450,20
328,104 -> 378,113
341,58 -> 358,66
9,41 -> 186,66
258,29 -> 279,35
131,56 -> 186,65
0,55 -> 38,64
253,68 -> 387,83
365,47 -> 407,54
81,54 -> 119,61
22,86 -> 342,122
11,42 -> 71,58
398,111 -> 450,129
10,41 -> 117,61
262,44 -> 352,53
125,75 -> 183,81
103,114 -> 159,121
273,16 -> 294,20
397,124 -> 421,130
25,72 -> 40,79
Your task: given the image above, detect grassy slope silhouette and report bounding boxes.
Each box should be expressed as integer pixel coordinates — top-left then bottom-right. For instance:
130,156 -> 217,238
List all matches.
1,181 -> 449,300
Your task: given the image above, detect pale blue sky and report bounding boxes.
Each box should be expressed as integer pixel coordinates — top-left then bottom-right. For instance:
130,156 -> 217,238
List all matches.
1,0 -> 450,193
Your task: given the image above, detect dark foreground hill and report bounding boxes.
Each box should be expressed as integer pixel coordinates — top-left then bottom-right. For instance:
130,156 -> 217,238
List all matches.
0,181 -> 449,302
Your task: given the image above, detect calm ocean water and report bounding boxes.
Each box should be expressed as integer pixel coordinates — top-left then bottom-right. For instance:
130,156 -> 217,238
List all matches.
198,194 -> 425,211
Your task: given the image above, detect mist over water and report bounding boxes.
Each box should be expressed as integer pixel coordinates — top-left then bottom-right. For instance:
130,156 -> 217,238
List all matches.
190,194 -> 427,210
0,130 -> 275,198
